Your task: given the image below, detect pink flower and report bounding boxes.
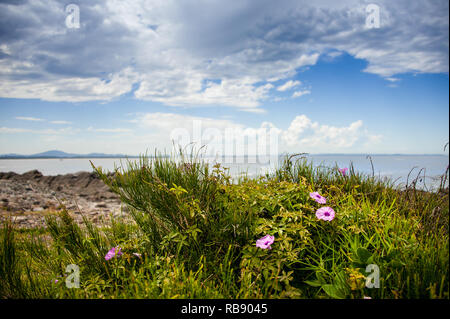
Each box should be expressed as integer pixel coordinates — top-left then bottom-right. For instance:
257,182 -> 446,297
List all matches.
309,192 -> 326,204
105,246 -> 123,261
316,207 -> 335,221
339,167 -> 348,176
133,253 -> 142,258
256,235 -> 275,250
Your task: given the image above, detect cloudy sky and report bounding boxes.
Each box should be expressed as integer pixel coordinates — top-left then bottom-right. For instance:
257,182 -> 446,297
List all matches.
0,0 -> 448,156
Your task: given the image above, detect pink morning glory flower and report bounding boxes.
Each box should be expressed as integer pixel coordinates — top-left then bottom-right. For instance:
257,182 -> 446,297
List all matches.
316,207 -> 336,221
105,246 -> 123,261
256,235 -> 275,250
309,192 -> 326,204
339,167 -> 348,176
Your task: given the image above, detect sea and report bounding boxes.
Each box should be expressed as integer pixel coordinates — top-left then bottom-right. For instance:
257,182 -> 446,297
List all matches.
0,154 -> 448,191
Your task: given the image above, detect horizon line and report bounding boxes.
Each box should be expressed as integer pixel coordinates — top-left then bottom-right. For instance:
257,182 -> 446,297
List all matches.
0,152 -> 448,158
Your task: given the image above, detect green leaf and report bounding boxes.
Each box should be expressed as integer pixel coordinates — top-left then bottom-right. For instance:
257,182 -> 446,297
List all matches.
351,261 -> 366,268
335,271 -> 351,296
315,271 -> 327,285
357,247 -> 372,263
383,249 -> 398,262
322,284 -> 346,299
304,279 -> 322,287
389,259 -> 405,268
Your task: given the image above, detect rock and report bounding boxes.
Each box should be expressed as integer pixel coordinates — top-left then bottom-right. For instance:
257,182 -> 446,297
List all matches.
0,170 -> 124,228
0,172 -> 18,180
22,170 -> 43,180
14,216 -> 28,222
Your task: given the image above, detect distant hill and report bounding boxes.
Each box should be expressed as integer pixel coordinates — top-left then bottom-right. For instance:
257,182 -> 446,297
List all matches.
0,150 -> 136,159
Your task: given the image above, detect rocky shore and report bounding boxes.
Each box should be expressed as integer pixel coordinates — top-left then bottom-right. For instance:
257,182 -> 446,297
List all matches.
0,170 -> 127,228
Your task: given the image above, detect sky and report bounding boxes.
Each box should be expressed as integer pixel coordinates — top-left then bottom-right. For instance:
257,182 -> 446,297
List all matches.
0,0 -> 448,156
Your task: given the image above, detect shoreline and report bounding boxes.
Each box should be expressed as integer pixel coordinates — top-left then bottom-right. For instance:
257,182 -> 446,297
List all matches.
1,167 -> 448,228
0,170 -> 126,228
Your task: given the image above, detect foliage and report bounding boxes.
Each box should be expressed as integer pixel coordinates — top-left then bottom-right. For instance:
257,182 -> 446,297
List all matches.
0,151 -> 448,299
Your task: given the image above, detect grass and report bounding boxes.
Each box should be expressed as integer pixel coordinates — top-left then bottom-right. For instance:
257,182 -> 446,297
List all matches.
0,150 -> 448,299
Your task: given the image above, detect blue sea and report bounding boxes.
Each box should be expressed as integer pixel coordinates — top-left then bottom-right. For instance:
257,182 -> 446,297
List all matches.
0,154 -> 448,190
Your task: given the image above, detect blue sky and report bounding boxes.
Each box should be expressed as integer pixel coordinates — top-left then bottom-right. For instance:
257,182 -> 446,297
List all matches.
0,0 -> 448,156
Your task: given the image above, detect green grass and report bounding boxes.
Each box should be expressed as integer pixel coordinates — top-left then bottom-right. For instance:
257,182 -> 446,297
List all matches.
0,151 -> 448,299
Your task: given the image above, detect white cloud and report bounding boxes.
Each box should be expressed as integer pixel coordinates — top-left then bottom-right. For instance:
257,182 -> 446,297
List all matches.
0,68 -> 138,102
0,0 -> 447,110
1,111 -> 382,155
135,77 -> 274,113
277,80 -> 301,91
385,77 -> 400,82
327,51 -> 344,59
50,120 -> 72,125
0,126 -> 77,135
129,112 -> 380,155
15,116 -> 44,121
15,117 -> 72,125
280,116 -> 378,152
292,90 -> 311,98
136,112 -> 243,132
0,127 -> 33,133
87,127 -> 132,133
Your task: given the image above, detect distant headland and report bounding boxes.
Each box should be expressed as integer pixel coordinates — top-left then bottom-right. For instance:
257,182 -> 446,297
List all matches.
0,150 -> 447,159
0,150 -> 139,159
